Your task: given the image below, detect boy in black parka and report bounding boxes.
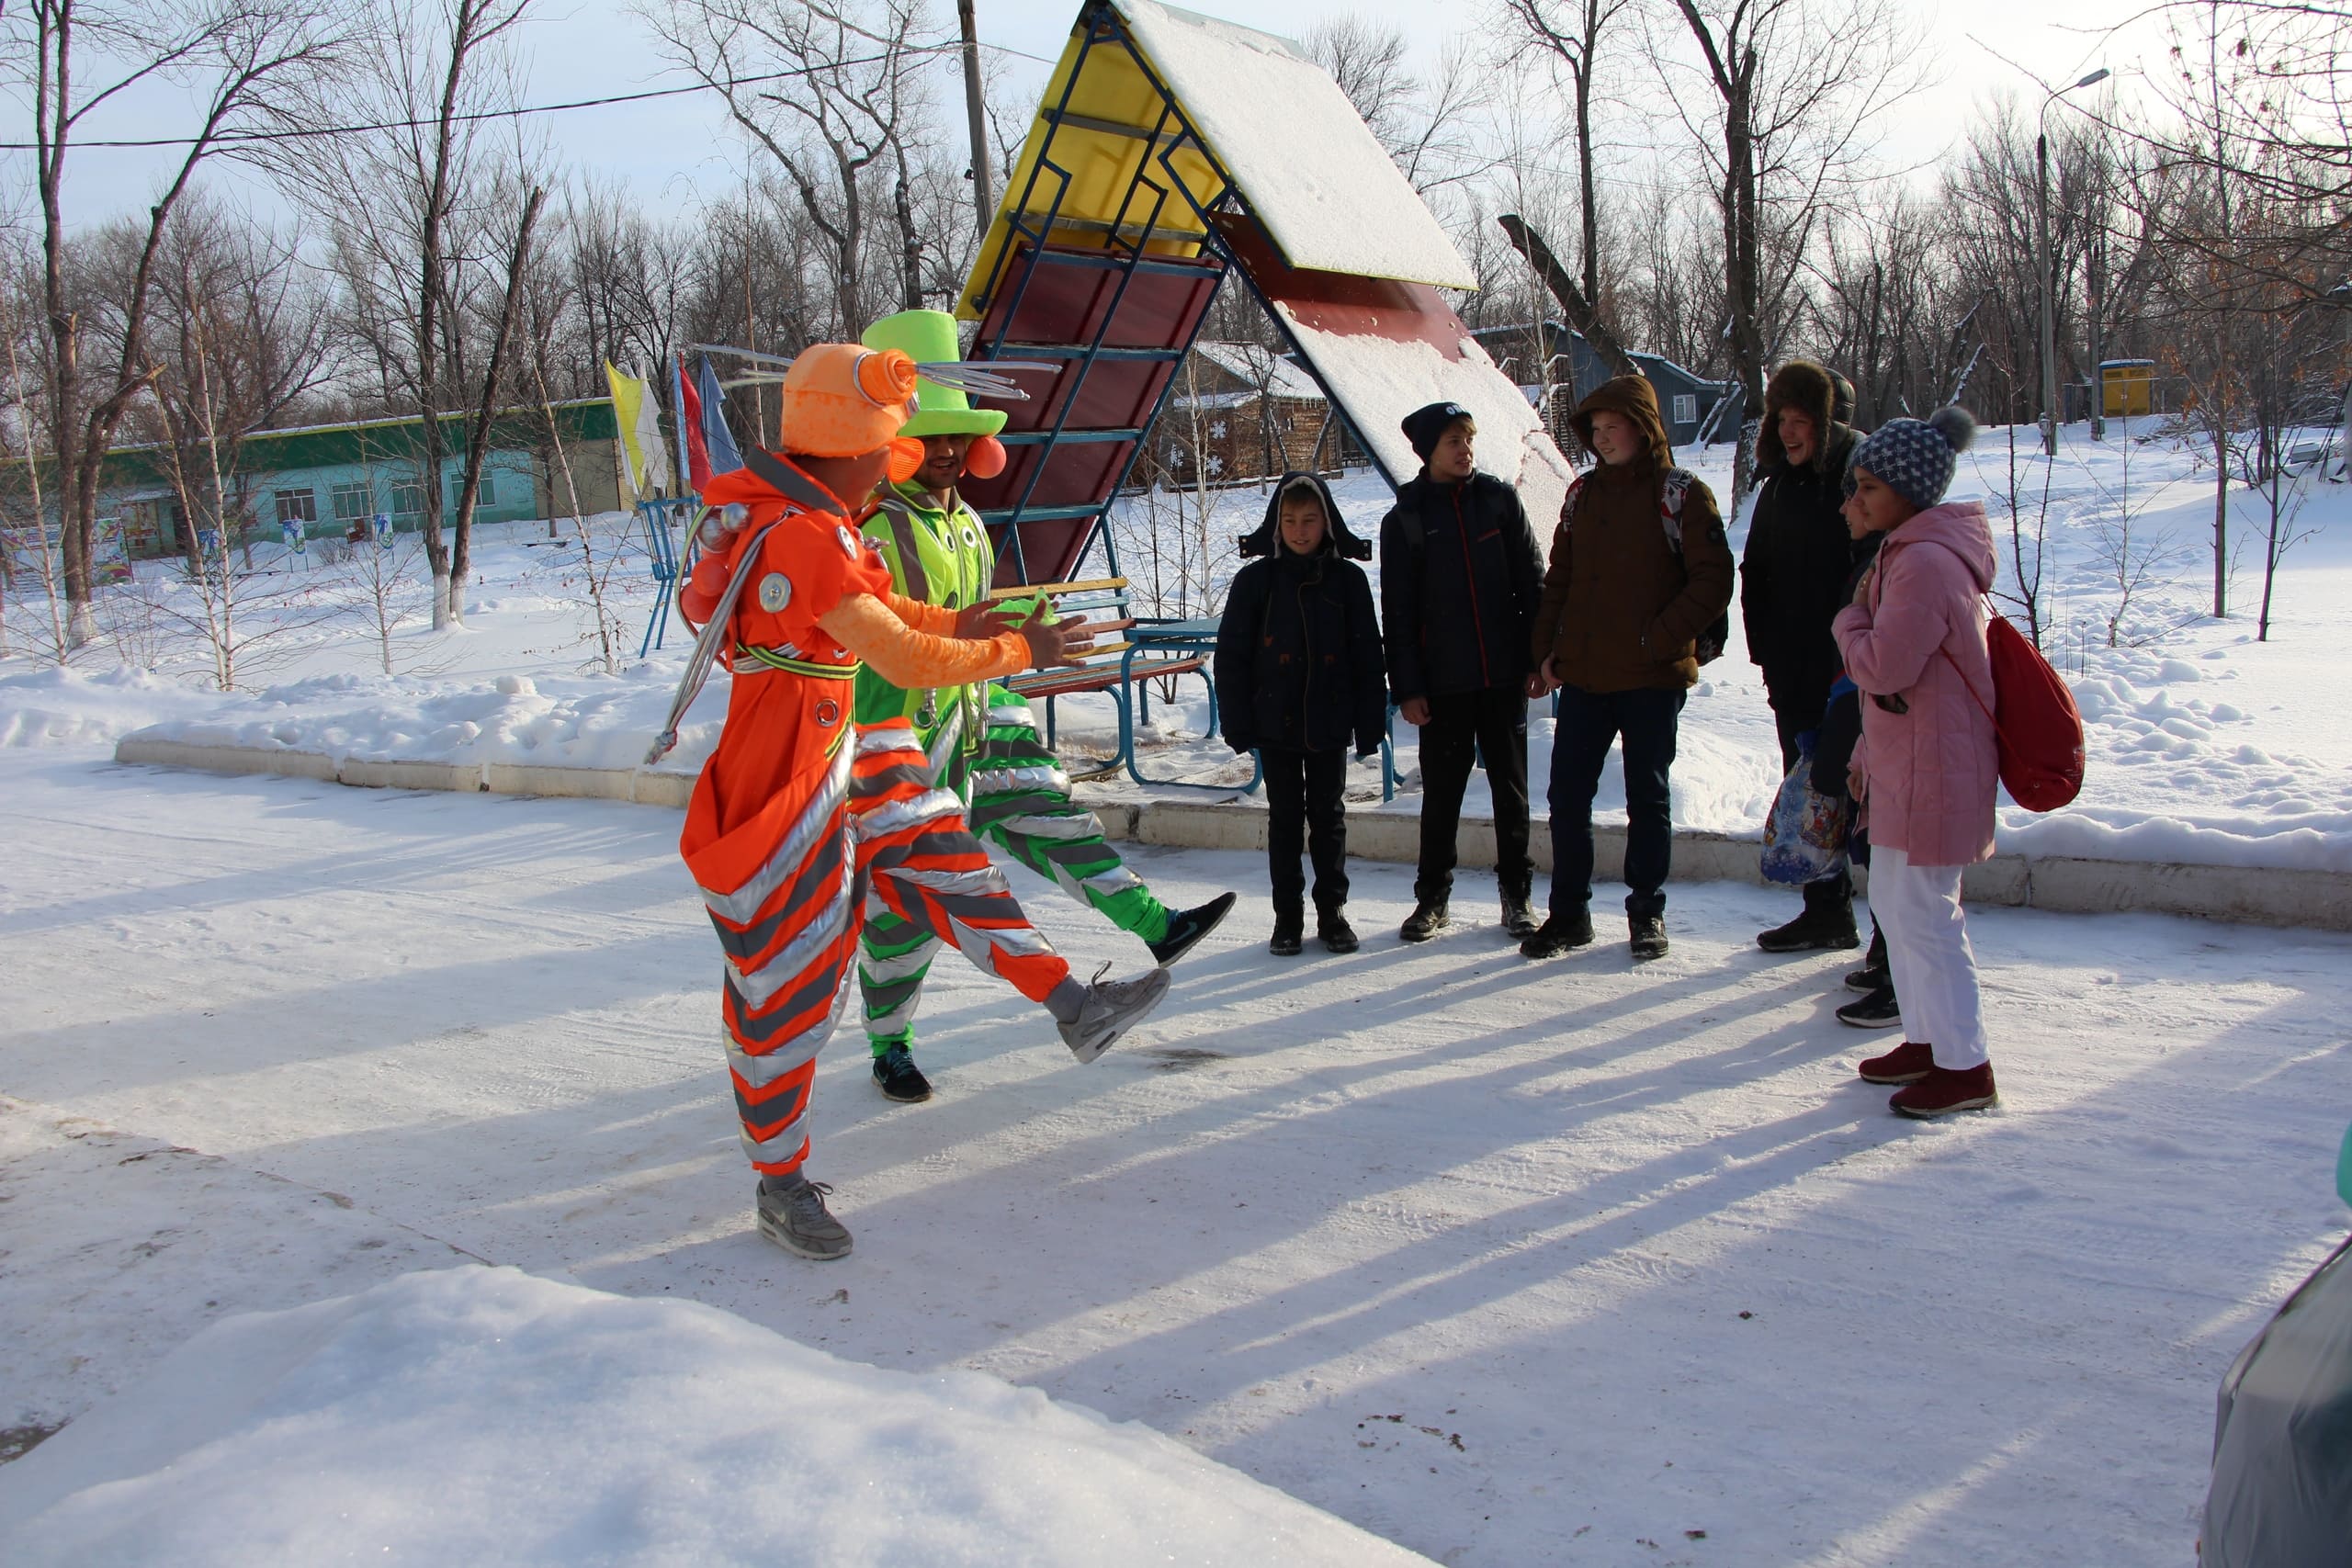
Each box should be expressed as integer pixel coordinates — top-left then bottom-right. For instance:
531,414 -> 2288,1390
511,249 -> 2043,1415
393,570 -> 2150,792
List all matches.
1216,472 -> 1387,955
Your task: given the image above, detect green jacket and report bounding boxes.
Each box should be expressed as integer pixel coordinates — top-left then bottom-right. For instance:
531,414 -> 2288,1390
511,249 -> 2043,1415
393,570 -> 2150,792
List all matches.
854,482 -> 996,728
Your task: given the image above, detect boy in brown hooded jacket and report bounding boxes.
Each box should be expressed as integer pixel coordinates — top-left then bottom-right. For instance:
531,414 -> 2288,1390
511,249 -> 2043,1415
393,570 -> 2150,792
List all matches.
1524,374 -> 1735,961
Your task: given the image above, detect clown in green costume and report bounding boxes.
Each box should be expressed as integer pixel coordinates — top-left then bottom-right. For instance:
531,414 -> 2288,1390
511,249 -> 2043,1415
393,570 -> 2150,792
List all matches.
853,310 -> 1236,1103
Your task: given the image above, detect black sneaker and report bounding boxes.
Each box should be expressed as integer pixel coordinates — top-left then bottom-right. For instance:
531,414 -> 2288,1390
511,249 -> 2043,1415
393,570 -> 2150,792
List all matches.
871,1043 -> 932,1103
1499,889 -> 1540,941
1837,985 -> 1902,1029
1317,911 -> 1359,954
1520,906 -> 1593,958
1400,897 -> 1450,943
1629,913 -> 1669,962
1149,891 -> 1237,966
1844,963 -> 1890,993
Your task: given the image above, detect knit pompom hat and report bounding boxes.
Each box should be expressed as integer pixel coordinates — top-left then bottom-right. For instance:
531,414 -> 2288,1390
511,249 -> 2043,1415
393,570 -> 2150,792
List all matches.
1850,406 -> 1976,510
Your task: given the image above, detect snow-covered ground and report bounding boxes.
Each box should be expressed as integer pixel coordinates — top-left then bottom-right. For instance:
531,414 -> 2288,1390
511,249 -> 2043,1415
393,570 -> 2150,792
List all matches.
0,745 -> 2347,1562
7,421 -> 2347,869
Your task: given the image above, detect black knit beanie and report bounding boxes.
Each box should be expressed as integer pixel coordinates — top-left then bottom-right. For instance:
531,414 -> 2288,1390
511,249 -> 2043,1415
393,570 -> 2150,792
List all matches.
1400,401 -> 1472,464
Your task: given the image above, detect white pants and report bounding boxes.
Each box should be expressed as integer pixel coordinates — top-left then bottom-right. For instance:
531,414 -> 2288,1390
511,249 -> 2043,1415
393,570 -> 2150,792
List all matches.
1867,846 -> 1991,1071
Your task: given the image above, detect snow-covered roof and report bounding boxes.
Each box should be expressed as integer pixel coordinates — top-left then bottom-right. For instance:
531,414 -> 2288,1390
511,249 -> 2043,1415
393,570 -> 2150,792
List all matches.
1114,0 -> 1476,290
1189,341 -> 1327,401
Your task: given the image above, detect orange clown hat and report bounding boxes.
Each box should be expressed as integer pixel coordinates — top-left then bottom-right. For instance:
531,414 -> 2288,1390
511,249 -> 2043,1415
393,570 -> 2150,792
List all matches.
776,344 -> 923,462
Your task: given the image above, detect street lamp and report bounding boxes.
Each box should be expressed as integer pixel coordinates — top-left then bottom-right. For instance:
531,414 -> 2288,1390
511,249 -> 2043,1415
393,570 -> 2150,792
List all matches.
2039,67 -> 2109,455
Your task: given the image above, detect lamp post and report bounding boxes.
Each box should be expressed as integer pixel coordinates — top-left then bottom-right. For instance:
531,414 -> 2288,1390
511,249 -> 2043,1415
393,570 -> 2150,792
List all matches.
957,0 -> 992,237
2038,67 -> 2109,455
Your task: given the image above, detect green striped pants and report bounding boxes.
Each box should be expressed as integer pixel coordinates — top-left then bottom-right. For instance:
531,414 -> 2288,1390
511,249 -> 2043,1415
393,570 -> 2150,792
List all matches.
858,688 -> 1169,1053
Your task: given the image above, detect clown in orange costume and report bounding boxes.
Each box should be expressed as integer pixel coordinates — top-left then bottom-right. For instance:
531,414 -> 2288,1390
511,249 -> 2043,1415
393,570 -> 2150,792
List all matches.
671,344 -> 1170,1260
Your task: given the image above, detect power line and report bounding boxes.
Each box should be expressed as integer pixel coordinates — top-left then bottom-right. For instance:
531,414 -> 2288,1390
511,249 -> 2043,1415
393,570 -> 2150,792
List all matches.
0,36 -> 1053,152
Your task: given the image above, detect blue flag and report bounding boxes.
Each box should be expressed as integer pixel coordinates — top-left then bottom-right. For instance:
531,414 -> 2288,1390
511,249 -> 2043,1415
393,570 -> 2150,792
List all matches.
695,355 -> 743,473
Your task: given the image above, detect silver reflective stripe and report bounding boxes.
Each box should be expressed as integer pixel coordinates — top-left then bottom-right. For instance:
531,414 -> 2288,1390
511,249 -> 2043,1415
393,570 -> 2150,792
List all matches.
997,812 -> 1102,842
700,740 -> 854,925
882,863 -> 1015,897
857,726 -> 922,757
740,1121 -> 810,1163
724,1031 -> 824,1093
944,912 -> 1056,966
987,705 -> 1036,728
859,942 -> 940,983
728,867 -> 855,1010
1080,863 -> 1145,897
855,788 -> 964,842
973,764 -> 1070,799
878,502 -> 933,604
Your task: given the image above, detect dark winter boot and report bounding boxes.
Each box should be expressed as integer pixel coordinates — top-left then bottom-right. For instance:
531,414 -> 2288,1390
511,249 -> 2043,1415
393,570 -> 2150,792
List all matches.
1757,879 -> 1861,953
1845,922 -> 1889,991
1856,1039 -> 1933,1085
1317,907 -> 1359,955
1270,906 -> 1305,957
1890,1061 -> 1999,1117
1520,904 -> 1594,959
755,1173 -> 853,1260
1837,985 -> 1902,1030
1149,892 -> 1238,966
1498,883 -> 1540,941
871,1043 -> 933,1103
1400,896 -> 1450,943
1629,913 -> 1669,962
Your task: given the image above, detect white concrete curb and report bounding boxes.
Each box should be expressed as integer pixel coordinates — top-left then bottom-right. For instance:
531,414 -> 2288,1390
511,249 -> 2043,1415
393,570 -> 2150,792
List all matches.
110,736 -> 2352,932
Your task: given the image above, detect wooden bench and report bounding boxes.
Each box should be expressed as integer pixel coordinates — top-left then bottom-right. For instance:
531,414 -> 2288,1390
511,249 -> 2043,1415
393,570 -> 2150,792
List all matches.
988,576 -> 1227,786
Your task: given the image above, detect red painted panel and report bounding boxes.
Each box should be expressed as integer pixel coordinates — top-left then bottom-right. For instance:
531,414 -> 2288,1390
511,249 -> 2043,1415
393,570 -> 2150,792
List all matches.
1208,212 -> 1466,358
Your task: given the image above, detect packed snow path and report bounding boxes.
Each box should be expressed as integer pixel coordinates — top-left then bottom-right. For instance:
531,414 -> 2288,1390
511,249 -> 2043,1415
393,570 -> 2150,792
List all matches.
3,750 -> 2346,1565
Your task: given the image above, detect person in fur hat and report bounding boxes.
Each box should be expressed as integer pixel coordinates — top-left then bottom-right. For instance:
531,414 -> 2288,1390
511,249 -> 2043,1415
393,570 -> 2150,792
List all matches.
675,342 -> 1172,1259
1832,405 -> 2001,1117
1743,359 -> 1867,953
1216,471 -> 1387,954
846,310 -> 1236,1106
1525,373 -> 1735,963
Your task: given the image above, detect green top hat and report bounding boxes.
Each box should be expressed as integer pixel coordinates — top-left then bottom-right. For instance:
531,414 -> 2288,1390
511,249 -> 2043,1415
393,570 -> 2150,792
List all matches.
861,309 -> 1008,439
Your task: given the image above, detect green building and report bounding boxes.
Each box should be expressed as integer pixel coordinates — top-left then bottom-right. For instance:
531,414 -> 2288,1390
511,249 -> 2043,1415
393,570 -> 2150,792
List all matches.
53,399 -> 628,560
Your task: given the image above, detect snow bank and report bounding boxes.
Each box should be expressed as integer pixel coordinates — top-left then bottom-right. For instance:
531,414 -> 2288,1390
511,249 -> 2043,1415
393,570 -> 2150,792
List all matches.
0,1266 -> 1432,1568
0,666 -> 226,749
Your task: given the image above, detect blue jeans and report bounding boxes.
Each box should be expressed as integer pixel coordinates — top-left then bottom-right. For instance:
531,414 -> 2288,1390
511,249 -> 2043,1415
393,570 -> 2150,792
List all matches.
1548,684 -> 1685,918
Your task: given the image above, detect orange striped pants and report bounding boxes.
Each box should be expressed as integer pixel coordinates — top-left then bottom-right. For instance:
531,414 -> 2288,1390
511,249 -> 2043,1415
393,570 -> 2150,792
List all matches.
695,718 -> 1071,1176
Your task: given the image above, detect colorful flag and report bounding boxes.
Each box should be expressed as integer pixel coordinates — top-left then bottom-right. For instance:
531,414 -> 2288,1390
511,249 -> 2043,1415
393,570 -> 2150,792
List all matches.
695,355 -> 744,474
604,360 -> 671,497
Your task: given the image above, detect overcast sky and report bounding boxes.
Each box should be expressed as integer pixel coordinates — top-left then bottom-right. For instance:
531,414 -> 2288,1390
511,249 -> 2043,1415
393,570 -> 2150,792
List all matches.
27,0 -> 2167,236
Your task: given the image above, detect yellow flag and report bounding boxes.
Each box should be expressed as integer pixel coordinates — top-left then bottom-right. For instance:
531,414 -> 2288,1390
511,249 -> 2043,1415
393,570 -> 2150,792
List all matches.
605,361 -> 671,497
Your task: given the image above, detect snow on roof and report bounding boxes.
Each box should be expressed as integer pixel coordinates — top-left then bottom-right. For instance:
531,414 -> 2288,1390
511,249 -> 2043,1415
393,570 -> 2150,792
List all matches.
1189,341 -> 1327,400
1114,0 -> 1476,291
1277,310 -> 1575,530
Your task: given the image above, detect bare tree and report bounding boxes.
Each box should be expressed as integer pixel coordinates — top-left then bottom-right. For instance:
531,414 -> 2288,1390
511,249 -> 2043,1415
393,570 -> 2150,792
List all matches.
645,0 -> 934,340
1497,0 -> 1633,317
7,0 -> 341,647
1649,0 -> 1924,506
269,0 -> 547,631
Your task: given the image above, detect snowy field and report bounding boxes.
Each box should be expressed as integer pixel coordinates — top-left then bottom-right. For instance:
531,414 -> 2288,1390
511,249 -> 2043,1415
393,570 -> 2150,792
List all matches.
2,423 -> 2349,1562
0,750 -> 2346,1562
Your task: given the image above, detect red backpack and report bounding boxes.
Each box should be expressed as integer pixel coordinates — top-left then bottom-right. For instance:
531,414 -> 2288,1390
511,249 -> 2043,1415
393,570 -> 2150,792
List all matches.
1942,607 -> 2086,811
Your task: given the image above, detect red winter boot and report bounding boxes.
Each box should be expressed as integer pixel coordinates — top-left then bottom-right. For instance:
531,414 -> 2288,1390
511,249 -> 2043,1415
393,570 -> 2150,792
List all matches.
1857,1040 -> 1933,1085
1890,1063 -> 1998,1117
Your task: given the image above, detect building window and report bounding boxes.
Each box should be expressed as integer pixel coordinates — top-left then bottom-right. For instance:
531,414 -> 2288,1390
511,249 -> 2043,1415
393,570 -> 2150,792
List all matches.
451,471 -> 499,510
390,478 -> 425,515
330,481 -> 369,521
1672,394 -> 1699,425
275,489 -> 318,525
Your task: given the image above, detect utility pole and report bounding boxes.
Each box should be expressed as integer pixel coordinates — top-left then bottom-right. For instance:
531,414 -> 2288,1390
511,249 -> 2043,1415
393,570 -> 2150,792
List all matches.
957,0 -> 993,237
2034,68 -> 2109,457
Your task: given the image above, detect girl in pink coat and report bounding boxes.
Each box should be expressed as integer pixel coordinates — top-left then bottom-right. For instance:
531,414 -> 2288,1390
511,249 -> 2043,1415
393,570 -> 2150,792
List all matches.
1831,407 -> 2000,1116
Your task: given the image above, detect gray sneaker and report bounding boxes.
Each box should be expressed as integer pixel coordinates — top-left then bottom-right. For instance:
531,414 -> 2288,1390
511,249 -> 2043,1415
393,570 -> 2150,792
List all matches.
1058,964 -> 1172,1063
755,1174 -> 853,1260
